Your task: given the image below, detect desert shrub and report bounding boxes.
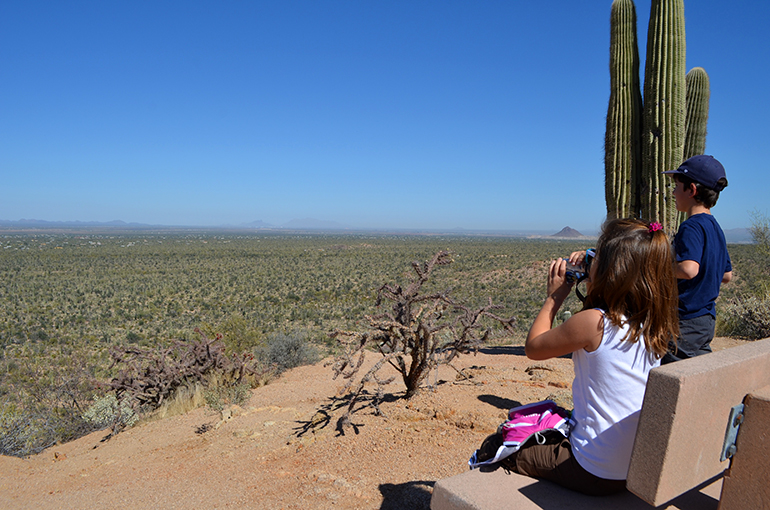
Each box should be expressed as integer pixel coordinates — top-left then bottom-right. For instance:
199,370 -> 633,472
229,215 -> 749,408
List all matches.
1,402 -> 94,458
0,357 -> 99,457
203,378 -> 252,412
719,296 -> 770,340
82,394 -> 138,430
716,212 -> 770,340
749,210 -> 770,258
153,382 -> 207,419
1,405 -> 48,457
199,316 -> 262,356
255,331 -> 319,375
745,210 -> 770,295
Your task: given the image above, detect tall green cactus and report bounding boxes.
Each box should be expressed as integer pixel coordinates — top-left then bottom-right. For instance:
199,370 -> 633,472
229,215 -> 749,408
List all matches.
605,0 -> 642,220
683,66 -> 710,159
640,0 -> 686,234
604,0 -> 703,232
678,66 -> 710,224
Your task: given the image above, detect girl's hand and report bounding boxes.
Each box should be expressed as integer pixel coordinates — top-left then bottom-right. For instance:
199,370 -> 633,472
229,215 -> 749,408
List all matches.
547,258 -> 573,304
526,259 -> 602,360
568,250 -> 586,267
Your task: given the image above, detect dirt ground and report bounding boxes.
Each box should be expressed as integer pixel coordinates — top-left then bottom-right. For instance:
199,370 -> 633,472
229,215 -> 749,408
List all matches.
0,337 -> 748,510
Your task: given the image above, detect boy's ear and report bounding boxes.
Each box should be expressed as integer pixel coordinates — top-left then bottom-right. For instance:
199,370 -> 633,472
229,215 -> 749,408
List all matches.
686,182 -> 697,197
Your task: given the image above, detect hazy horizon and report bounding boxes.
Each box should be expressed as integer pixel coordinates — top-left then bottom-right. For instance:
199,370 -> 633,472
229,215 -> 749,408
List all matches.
0,216 -> 589,234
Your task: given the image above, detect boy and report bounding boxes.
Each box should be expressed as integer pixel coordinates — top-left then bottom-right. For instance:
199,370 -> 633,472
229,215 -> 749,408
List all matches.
662,155 -> 732,363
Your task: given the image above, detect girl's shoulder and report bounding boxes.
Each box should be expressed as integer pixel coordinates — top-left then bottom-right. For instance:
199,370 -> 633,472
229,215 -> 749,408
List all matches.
563,309 -> 604,352
580,308 -> 606,322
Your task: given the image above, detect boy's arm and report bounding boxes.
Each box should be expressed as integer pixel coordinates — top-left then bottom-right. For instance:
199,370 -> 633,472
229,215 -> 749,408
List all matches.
723,249 -> 733,284
676,260 -> 700,280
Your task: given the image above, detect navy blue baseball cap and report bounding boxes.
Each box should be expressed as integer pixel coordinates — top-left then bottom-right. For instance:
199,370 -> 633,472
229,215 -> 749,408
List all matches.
662,155 -> 728,192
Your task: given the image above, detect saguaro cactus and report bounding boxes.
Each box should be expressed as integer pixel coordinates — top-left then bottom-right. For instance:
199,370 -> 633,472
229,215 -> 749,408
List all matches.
605,0 -> 642,220
640,0 -> 686,233
678,66 -> 711,224
683,66 -> 710,160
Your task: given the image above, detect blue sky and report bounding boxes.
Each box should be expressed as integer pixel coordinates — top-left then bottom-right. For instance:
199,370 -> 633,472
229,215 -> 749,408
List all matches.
1,1 -> 768,233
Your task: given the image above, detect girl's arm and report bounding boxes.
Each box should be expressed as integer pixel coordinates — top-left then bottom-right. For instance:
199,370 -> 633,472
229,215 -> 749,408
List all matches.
525,259 -> 603,360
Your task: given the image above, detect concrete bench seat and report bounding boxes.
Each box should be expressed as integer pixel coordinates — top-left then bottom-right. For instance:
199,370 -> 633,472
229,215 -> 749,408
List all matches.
431,465 -> 723,510
431,337 -> 770,510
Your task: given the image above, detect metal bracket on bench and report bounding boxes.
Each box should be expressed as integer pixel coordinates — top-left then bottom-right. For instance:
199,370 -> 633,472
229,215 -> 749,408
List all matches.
720,403 -> 745,462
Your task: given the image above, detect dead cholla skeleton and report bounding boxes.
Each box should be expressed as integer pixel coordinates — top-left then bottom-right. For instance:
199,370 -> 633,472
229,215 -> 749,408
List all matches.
330,251 -> 515,427
109,328 -> 270,411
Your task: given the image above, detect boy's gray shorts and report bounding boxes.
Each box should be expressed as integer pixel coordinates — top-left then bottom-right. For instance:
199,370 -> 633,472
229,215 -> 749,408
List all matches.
662,314 -> 715,364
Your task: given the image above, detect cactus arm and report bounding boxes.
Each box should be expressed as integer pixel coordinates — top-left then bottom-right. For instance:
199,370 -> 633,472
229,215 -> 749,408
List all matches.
605,0 -> 643,220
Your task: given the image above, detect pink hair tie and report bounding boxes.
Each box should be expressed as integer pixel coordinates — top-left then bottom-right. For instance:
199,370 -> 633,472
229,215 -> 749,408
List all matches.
648,222 -> 663,233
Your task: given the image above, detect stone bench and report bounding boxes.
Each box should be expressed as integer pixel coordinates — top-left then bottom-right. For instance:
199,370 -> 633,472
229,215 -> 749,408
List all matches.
431,337 -> 770,510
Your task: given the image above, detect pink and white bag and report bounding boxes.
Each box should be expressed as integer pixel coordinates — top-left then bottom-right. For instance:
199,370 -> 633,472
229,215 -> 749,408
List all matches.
468,400 -> 574,468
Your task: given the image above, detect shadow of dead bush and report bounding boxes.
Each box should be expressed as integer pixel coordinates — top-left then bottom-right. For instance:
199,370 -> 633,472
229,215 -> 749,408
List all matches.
378,480 -> 434,510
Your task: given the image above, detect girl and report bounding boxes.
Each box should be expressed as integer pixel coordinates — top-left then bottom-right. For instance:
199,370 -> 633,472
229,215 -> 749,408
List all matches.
515,218 -> 679,495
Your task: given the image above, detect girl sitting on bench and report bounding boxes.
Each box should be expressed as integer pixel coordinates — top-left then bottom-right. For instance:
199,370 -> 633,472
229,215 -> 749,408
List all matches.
517,218 -> 678,495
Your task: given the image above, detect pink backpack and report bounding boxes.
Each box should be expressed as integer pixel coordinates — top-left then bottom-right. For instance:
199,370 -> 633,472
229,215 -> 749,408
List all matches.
469,400 -> 574,468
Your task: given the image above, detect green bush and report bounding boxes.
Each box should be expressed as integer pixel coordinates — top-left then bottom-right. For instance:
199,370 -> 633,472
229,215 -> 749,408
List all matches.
256,331 -> 319,374
199,316 -> 262,356
750,210 -> 770,258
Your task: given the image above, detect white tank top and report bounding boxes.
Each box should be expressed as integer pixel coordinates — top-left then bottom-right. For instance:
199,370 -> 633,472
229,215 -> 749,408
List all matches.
570,310 -> 660,480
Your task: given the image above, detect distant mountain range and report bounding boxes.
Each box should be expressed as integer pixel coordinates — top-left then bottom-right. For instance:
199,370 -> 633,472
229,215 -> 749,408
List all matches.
279,218 -> 350,230
0,219 -> 152,228
0,218 -> 351,231
241,220 -> 273,228
724,228 -> 753,244
0,219 -> 754,243
237,218 -> 350,229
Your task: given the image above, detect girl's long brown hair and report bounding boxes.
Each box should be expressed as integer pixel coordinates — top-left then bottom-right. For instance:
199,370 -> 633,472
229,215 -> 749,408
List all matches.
583,218 -> 679,358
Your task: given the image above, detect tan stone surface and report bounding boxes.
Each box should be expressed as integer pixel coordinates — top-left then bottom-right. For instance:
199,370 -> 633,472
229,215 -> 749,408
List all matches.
627,338 -> 770,506
431,466 -> 723,510
718,385 -> 770,510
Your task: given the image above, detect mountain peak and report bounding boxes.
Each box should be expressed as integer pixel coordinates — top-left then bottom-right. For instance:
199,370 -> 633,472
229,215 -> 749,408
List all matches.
552,226 -> 584,238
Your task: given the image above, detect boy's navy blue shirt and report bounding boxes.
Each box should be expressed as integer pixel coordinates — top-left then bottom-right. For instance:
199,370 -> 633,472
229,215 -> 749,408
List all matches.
674,213 -> 732,320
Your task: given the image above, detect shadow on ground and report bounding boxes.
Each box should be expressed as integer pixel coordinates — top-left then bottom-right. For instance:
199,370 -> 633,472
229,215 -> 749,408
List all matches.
479,345 -> 526,356
479,344 -> 572,359
478,394 -> 522,411
379,480 -> 435,510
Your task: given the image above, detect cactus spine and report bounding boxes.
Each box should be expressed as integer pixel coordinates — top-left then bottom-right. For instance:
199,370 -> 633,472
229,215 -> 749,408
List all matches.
640,0 -> 686,233
683,66 -> 710,159
605,0 -> 642,220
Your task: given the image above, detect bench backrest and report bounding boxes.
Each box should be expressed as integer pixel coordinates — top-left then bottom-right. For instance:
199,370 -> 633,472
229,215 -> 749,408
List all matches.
626,337 -> 770,506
